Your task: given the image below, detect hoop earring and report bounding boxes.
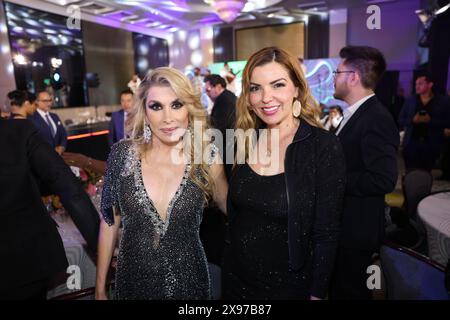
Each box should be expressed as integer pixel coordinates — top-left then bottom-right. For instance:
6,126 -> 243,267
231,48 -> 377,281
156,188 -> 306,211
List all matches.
292,99 -> 302,118
143,121 -> 152,143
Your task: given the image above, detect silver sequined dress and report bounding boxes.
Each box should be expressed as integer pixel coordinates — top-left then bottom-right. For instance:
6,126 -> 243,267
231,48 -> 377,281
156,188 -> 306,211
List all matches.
101,140 -> 215,300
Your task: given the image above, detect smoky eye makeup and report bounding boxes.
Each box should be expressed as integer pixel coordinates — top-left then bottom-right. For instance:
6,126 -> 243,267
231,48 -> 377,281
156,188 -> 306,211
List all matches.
146,102 -> 163,111
171,100 -> 184,109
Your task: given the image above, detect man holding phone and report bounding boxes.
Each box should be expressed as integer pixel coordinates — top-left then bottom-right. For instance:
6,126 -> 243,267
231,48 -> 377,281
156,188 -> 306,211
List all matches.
399,73 -> 449,171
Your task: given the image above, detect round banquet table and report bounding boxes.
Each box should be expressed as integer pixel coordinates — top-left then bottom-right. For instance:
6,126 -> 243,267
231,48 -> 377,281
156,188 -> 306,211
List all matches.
46,210 -> 96,299
417,191 -> 450,266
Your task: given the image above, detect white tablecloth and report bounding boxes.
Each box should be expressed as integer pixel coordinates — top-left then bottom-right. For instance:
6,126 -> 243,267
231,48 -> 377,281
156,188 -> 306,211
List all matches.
46,211 -> 96,299
417,192 -> 450,266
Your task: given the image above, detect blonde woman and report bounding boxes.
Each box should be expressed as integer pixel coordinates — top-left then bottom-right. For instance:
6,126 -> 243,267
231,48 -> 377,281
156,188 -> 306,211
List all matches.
222,47 -> 346,300
96,67 -> 228,300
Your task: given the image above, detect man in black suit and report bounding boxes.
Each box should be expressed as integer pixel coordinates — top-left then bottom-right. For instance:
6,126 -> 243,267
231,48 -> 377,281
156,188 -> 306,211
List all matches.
330,46 -> 399,300
204,74 -> 236,176
29,91 -> 68,155
201,74 -> 236,267
204,74 -> 236,137
0,119 -> 99,299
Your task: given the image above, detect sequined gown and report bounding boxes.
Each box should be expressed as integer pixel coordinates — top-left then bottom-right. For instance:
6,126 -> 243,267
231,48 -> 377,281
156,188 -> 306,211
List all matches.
223,163 -> 311,300
101,140 -> 215,300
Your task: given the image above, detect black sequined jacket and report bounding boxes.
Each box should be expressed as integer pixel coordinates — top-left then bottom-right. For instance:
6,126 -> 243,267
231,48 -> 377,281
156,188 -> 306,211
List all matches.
227,121 -> 346,298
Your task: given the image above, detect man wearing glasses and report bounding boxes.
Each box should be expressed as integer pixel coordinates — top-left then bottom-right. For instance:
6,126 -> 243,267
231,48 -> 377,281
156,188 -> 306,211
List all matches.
330,46 -> 399,300
29,91 -> 67,155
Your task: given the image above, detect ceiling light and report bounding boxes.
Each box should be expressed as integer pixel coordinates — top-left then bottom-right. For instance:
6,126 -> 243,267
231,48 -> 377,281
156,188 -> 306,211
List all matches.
14,54 -> 27,65
205,0 -> 247,23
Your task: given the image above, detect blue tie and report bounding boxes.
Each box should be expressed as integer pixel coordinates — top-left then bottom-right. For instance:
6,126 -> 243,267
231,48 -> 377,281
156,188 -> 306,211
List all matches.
45,114 -> 56,137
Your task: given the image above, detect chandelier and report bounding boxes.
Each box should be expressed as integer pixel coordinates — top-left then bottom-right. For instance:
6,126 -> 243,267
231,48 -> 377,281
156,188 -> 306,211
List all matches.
205,0 -> 247,23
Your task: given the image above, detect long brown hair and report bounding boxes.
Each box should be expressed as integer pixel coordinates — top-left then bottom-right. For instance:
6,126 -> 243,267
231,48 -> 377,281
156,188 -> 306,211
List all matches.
235,46 -> 322,162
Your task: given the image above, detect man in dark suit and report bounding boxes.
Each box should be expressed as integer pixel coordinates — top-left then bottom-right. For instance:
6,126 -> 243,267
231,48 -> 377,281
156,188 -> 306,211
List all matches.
204,74 -> 236,137
201,74 -> 236,267
330,46 -> 399,300
108,89 -> 134,146
0,118 -> 99,299
29,91 -> 67,155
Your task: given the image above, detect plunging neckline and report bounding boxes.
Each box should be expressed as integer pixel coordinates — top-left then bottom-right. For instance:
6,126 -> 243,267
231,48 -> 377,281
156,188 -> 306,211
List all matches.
138,158 -> 190,224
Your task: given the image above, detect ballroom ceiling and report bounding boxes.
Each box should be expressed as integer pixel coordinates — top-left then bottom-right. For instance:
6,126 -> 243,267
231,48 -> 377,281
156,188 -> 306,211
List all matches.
5,0 -> 397,34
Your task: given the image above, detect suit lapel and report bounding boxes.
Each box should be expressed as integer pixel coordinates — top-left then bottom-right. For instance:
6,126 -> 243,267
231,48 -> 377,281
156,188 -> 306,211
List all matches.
50,113 -> 60,136
117,110 -> 124,140
338,96 -> 376,138
35,112 -> 53,137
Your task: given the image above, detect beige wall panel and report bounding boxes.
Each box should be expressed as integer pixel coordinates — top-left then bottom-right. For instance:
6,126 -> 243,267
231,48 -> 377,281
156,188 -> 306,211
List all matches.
236,23 -> 305,61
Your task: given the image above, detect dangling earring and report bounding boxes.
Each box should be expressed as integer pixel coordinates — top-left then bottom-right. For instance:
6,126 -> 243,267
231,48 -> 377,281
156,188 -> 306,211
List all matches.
189,123 -> 194,141
182,123 -> 194,158
292,99 -> 302,118
143,121 -> 152,143
182,123 -> 193,140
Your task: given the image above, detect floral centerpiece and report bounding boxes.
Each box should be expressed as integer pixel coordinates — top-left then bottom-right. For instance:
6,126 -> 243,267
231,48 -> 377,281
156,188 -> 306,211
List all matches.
43,167 -> 103,213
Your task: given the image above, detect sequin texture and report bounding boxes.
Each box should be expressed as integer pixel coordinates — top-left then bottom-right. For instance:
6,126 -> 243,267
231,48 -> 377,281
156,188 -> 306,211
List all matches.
101,140 -> 217,299
223,163 -> 311,300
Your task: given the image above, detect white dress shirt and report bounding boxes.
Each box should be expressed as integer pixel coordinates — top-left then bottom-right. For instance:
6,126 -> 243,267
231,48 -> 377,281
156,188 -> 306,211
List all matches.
36,108 -> 57,135
335,94 -> 375,135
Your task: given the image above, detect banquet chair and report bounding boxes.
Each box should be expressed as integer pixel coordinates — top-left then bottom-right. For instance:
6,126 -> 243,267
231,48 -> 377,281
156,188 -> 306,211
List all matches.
403,170 -> 433,221
387,170 -> 432,249
380,242 -> 450,300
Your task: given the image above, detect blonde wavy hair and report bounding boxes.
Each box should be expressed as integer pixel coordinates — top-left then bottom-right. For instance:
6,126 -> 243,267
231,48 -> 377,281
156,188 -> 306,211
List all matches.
126,67 -> 213,201
235,46 -> 323,162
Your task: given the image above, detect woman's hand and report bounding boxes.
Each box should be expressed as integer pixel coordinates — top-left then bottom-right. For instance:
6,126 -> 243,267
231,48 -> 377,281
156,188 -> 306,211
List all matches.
95,290 -> 108,300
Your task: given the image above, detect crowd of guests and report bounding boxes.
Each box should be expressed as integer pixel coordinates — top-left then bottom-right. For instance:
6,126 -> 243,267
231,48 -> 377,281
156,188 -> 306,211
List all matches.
1,43 -> 449,300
